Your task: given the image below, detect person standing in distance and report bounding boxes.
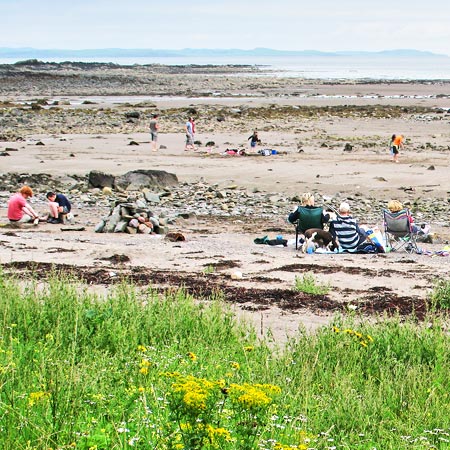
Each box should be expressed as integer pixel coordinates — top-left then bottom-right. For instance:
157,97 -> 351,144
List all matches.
185,116 -> 196,151
149,114 -> 159,152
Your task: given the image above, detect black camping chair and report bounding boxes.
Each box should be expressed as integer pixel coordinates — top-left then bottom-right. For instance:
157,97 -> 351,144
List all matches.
383,208 -> 419,253
293,206 -> 324,249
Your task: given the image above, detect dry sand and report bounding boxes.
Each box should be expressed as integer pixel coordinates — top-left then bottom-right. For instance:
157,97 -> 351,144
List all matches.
1,65 -> 450,343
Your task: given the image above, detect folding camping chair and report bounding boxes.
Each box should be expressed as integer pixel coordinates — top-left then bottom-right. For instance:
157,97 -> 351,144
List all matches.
383,208 -> 420,253
293,206 -> 324,249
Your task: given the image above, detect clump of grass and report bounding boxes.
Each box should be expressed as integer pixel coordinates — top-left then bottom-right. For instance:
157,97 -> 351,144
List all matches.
429,278 -> 450,309
293,272 -> 330,295
203,264 -> 215,274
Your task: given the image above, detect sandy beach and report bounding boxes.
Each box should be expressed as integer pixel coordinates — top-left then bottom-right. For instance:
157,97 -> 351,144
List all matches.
1,62 -> 450,342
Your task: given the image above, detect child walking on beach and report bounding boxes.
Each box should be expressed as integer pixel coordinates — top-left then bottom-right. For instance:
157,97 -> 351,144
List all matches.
389,134 -> 404,163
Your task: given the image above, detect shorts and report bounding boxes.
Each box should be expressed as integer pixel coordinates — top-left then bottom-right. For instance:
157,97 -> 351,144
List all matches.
9,214 -> 32,223
250,141 -> 256,148
186,134 -> 194,145
61,206 -> 70,214
392,145 -> 399,155
150,132 -> 158,142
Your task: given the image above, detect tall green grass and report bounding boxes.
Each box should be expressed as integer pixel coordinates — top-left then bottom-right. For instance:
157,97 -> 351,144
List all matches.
1,271 -> 449,449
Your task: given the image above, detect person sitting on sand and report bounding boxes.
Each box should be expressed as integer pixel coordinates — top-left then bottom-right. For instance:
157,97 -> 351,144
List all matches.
387,200 -> 431,241
328,201 -> 369,252
288,192 -> 330,231
7,186 -> 40,225
46,191 -> 72,224
248,130 -> 261,149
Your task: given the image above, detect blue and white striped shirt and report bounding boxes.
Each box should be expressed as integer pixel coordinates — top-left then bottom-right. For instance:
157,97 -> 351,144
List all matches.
329,215 -> 367,252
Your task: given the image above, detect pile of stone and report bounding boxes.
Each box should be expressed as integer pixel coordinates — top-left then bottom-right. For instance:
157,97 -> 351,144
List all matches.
94,198 -> 168,235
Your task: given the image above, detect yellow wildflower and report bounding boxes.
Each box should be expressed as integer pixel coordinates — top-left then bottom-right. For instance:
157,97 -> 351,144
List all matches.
187,352 -> 197,361
228,383 -> 280,410
230,361 -> 240,370
28,391 -> 50,407
333,326 -> 340,333
139,367 -> 149,375
243,346 -> 254,352
137,345 -> 147,352
367,334 -> 374,342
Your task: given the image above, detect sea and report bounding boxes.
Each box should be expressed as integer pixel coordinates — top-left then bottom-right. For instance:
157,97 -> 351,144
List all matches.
1,55 -> 450,80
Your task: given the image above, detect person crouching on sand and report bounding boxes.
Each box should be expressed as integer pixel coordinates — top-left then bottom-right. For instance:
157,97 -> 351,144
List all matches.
46,191 -> 72,224
7,186 -> 40,225
248,130 -> 261,149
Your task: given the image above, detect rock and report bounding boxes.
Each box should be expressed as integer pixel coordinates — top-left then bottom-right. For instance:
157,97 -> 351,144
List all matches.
144,192 -> 161,203
124,111 -> 140,119
36,141 -> 45,146
427,165 -> 435,170
94,220 -> 106,233
165,232 -> 186,242
149,217 -> 160,227
102,186 -> 113,195
344,143 -> 353,151
155,226 -> 169,235
115,170 -> 178,191
114,220 -> 129,233
128,218 -> 139,228
138,223 -> 151,234
128,140 -> 139,146
88,170 -> 115,189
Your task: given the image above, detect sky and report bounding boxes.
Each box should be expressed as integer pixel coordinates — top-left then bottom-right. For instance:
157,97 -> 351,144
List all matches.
2,0 -> 450,56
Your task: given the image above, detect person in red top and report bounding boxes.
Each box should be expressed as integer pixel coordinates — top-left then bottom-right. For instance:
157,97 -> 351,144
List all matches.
390,134 -> 404,163
7,186 -> 40,224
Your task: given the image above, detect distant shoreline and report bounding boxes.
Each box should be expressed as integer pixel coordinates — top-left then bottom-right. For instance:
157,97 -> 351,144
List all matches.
1,58 -> 450,82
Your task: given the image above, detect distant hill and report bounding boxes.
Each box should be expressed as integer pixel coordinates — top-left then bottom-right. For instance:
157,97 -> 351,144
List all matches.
0,47 -> 448,59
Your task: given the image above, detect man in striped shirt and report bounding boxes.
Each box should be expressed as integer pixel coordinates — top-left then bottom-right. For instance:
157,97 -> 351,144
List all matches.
329,202 -> 368,252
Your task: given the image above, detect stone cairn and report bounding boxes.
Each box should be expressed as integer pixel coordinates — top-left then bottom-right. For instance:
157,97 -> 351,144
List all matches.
94,196 -> 169,235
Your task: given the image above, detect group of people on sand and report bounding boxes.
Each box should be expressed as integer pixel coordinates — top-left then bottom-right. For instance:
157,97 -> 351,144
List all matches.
7,186 -> 72,225
288,192 -> 431,253
153,113 -> 403,160
149,113 -> 263,153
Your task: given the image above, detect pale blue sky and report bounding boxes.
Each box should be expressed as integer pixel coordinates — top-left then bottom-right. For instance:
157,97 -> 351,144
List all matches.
2,0 -> 450,56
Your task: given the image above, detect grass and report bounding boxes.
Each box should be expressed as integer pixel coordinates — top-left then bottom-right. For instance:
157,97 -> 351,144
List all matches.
430,278 -> 450,309
293,272 -> 330,295
1,270 -> 450,449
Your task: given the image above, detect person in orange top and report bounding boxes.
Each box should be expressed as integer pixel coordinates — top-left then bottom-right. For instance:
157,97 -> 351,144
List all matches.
390,134 -> 404,163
